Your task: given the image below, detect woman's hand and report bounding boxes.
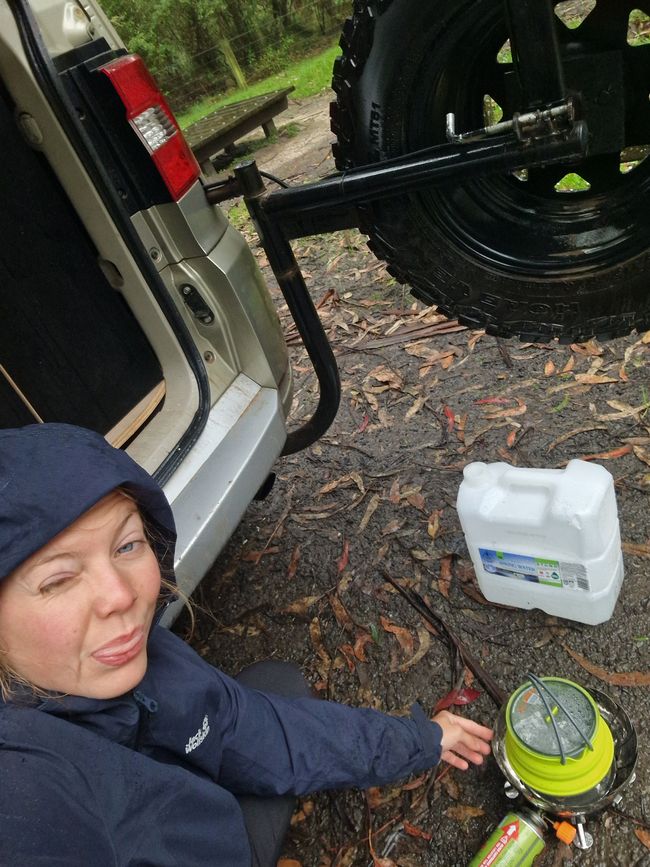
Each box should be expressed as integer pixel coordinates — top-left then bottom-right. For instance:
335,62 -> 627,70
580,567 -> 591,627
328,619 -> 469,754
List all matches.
433,710 -> 493,771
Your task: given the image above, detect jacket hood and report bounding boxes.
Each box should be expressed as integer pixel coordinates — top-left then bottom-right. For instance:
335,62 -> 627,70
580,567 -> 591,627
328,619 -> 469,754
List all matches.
0,423 -> 176,581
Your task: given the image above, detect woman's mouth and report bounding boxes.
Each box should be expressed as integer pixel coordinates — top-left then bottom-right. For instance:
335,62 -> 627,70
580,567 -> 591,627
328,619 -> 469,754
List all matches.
92,627 -> 145,667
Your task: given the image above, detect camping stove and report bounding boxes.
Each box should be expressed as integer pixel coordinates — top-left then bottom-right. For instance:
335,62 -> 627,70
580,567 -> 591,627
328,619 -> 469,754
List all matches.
491,675 -> 637,850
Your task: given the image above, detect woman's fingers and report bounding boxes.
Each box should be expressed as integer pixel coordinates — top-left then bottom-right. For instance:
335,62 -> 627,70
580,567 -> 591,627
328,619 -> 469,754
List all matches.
433,709 -> 494,771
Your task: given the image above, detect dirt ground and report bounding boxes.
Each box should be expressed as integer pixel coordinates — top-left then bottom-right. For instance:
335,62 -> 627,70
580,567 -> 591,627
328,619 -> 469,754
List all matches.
175,93 -> 650,867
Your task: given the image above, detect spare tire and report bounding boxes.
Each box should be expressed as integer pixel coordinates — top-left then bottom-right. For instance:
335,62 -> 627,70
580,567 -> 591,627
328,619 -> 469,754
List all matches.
330,0 -> 650,341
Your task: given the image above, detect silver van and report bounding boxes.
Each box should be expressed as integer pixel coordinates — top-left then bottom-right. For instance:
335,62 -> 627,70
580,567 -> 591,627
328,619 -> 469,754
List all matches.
0,0 -> 297,620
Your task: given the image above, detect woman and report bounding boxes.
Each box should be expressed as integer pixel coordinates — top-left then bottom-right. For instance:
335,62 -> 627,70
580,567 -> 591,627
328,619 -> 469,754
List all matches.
0,423 -> 492,866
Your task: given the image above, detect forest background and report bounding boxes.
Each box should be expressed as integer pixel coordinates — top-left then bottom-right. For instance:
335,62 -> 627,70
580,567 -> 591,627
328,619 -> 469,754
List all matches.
101,0 -> 348,113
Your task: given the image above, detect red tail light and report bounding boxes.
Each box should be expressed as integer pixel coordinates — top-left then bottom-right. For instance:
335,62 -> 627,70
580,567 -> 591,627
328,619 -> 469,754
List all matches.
99,54 -> 200,201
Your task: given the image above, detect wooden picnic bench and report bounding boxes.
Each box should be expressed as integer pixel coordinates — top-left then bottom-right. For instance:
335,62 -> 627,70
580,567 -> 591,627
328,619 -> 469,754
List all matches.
183,87 -> 295,168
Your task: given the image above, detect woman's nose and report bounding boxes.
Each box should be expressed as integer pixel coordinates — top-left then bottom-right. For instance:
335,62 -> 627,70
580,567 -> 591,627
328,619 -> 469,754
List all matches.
92,564 -> 138,616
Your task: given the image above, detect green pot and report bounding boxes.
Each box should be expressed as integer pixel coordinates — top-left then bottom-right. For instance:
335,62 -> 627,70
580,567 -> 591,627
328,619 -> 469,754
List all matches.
504,677 -> 615,798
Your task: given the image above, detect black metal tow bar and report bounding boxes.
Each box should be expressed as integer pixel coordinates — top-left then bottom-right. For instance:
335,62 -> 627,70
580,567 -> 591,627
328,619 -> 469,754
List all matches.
206,117 -> 587,455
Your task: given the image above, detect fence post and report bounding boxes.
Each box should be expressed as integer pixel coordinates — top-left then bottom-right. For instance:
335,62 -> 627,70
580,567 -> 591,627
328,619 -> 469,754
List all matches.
220,39 -> 247,89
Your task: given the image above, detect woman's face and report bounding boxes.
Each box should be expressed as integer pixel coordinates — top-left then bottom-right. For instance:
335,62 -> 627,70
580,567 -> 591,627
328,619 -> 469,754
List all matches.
0,491 -> 161,699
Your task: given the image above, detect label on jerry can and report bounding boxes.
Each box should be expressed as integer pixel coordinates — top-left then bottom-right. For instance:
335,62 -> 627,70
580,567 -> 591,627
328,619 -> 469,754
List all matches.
468,811 -> 545,867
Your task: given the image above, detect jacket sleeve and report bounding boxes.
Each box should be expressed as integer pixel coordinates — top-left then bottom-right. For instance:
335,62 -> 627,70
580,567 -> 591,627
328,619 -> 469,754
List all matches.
143,627 -> 442,797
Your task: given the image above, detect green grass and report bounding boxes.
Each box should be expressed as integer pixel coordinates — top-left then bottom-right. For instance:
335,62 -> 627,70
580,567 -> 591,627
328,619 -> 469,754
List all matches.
178,42 -> 340,129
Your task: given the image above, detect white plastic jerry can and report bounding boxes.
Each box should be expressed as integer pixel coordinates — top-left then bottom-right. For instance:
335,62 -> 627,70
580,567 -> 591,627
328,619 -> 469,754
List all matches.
456,460 -> 624,625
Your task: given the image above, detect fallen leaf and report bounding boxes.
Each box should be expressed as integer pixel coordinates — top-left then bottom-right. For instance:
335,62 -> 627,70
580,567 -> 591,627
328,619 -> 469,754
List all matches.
434,687 -> 482,713
467,330 -> 485,350
353,632 -> 374,662
282,595 -> 321,617
358,493 -> 381,532
427,509 -> 442,540
380,616 -> 415,656
443,405 -> 455,432
405,394 -> 427,419
405,491 -> 426,512
546,424 -> 607,452
402,772 -> 428,791
337,540 -> 350,574
506,429 -> 517,448
410,548 -> 431,561
403,820 -> 432,841
635,828 -> 650,850
349,471 -> 365,493
633,445 -> 650,467
562,355 -> 575,373
287,545 -> 301,580
357,413 -> 370,433
439,774 -> 460,800
319,475 -> 350,495
310,618 -> 331,669
456,413 -> 467,443
381,518 -> 404,536
544,360 -> 556,376
399,626 -> 432,671
570,339 -> 603,356
338,643 -> 356,672
622,541 -> 650,558
474,396 -> 510,405
241,546 -> 279,562
483,398 -> 527,419
563,644 -> 650,686
579,444 -> 632,461
574,373 -> 618,385
388,478 -> 401,504
330,593 -> 355,633
438,555 -> 453,599
444,805 -> 485,822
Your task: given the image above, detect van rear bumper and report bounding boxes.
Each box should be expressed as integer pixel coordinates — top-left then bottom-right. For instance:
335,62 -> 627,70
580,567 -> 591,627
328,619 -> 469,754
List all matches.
160,373 -> 286,624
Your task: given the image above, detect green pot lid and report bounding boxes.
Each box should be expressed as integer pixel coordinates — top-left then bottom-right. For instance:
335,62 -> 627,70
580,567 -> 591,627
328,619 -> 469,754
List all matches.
508,678 -> 596,757
504,676 -> 615,797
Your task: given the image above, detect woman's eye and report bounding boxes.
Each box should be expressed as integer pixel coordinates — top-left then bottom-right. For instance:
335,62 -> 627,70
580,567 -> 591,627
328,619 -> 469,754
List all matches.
40,576 -> 72,595
117,539 -> 143,555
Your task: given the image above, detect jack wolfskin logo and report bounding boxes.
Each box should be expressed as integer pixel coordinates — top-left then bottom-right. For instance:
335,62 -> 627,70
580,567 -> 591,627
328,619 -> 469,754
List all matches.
185,715 -> 210,754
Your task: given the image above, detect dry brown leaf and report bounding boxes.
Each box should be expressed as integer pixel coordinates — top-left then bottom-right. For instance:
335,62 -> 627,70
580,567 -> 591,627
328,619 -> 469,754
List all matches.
427,509 -> 442,540
353,632 -> 374,662
633,445 -> 650,467
403,820 -> 432,841
349,471 -> 365,493
579,444 -> 632,461
571,339 -> 603,356
562,355 -> 576,373
438,555 -> 453,599
635,828 -> 650,850
593,400 -> 649,421
381,518 -> 404,536
399,627 -> 432,672
483,398 -> 527,419
405,491 -> 426,512
410,548 -> 431,561
388,478 -> 401,504
402,772 -> 428,791
283,595 -> 321,617
467,330 -> 485,350
380,616 -> 415,656
439,773 -> 461,800
337,540 -> 350,574
456,413 -> 467,443
358,493 -> 381,533
330,593 -> 355,633
287,545 -> 301,580
544,360 -> 556,377
444,805 -> 485,822
563,644 -> 650,686
278,860 -> 302,867
366,364 -> 404,390
318,475 -> 350,495
338,643 -> 356,672
574,373 -> 618,385
546,424 -> 607,452
405,394 -> 427,419
310,618 -> 332,669
622,541 -> 650,558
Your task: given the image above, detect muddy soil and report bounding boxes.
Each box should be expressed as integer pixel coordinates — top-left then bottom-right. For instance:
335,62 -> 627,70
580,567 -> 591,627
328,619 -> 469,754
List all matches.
175,92 -> 650,867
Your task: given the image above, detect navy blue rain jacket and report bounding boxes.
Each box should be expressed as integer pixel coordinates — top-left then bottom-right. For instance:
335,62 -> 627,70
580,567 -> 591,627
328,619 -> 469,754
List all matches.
0,425 -> 442,866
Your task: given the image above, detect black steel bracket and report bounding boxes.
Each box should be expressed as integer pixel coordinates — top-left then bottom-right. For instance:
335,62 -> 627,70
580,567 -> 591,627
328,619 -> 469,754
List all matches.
222,114 -> 587,455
